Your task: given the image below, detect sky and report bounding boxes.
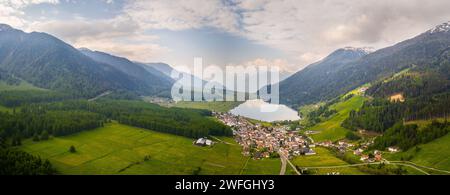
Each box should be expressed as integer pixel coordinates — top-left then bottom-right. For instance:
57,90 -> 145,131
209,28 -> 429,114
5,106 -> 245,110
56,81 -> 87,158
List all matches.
1,0 -> 450,76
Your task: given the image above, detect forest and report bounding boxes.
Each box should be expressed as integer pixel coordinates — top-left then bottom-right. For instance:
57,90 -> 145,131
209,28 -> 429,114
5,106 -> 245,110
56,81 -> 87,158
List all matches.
0,98 -> 232,147
372,120 -> 450,150
342,56 -> 450,133
342,93 -> 450,133
0,90 -> 73,107
0,149 -> 56,175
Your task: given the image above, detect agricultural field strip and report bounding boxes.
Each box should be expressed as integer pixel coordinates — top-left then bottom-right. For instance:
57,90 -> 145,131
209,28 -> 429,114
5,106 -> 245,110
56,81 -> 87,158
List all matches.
389,161 -> 450,174
20,122 -> 280,175
239,157 -> 251,175
300,162 -> 435,175
34,135 -> 174,170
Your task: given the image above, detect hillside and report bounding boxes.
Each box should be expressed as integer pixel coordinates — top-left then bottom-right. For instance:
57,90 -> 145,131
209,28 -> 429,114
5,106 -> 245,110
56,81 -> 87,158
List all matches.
80,49 -> 173,96
141,62 -> 178,78
275,47 -> 370,107
280,22 -> 450,107
307,94 -> 366,142
342,47 -> 450,133
0,24 -> 169,98
385,133 -> 450,172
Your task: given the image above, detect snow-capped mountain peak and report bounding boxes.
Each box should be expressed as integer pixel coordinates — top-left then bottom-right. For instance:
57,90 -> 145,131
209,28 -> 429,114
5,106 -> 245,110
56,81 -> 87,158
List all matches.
429,21 -> 450,34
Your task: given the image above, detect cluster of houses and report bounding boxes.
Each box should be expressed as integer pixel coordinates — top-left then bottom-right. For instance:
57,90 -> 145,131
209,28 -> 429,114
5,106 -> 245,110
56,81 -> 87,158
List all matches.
316,140 -> 355,153
318,138 -> 401,163
356,146 -> 399,162
214,111 -> 401,163
215,112 -> 315,159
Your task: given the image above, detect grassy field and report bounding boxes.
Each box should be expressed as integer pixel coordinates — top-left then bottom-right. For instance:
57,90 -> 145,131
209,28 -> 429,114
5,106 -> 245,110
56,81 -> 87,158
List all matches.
404,117 -> 450,127
0,105 -> 13,113
174,101 -> 242,112
19,122 -> 280,175
291,147 -> 365,175
0,81 -> 45,91
384,133 -> 450,171
309,95 -> 366,142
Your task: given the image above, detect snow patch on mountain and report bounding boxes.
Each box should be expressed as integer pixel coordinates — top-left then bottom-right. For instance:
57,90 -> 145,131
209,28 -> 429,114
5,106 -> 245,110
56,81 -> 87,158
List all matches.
342,47 -> 375,54
429,22 -> 450,34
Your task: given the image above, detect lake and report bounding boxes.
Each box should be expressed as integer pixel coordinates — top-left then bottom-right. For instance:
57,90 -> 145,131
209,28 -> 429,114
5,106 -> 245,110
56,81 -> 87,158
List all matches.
229,99 -> 301,122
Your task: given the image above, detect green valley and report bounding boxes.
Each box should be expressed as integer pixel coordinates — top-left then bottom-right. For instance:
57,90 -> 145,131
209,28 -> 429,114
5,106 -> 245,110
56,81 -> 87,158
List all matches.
19,122 -> 280,175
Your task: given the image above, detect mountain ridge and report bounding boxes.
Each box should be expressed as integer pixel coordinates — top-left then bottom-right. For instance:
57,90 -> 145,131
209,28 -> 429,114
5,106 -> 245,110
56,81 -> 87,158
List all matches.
279,21 -> 450,107
0,24 -> 171,98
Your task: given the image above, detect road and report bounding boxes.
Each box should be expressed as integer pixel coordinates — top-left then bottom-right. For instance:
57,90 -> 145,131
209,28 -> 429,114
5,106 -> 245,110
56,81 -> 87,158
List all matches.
389,161 -> 450,174
88,91 -> 112,102
278,152 -> 301,175
300,161 -> 446,175
279,155 -> 287,175
210,136 -> 236,145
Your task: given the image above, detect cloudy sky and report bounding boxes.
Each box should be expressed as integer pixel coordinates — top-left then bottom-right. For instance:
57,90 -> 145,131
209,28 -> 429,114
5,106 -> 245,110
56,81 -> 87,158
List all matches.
1,0 -> 450,75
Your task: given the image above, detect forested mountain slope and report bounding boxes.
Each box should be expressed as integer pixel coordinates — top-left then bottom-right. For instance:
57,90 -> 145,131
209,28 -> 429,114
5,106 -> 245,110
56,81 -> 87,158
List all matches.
280,22 -> 450,107
0,24 -> 171,98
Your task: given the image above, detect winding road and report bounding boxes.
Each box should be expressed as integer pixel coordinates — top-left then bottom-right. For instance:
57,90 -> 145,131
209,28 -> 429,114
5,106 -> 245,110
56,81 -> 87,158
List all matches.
299,160 -> 450,175
279,155 -> 287,175
88,91 -> 112,102
278,152 -> 301,175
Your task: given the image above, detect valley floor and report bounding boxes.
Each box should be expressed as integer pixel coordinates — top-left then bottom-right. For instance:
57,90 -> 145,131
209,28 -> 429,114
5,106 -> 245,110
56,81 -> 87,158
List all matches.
19,122 -> 280,175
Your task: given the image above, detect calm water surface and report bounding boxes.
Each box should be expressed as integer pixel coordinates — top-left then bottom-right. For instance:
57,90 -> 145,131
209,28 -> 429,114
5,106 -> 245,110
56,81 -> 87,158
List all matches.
229,99 -> 301,122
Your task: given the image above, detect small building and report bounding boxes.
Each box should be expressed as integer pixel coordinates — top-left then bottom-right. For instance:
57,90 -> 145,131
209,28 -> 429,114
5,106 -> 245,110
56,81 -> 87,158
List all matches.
305,149 -> 316,156
353,148 -> 364,155
375,154 -> 383,161
360,155 -> 369,162
300,147 -> 316,155
388,146 -> 400,153
194,137 -> 214,147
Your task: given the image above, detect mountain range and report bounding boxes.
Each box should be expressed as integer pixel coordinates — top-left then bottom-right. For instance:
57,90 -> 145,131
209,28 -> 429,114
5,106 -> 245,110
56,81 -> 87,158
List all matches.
279,21 -> 450,107
0,23 -> 173,98
1,22 -> 450,106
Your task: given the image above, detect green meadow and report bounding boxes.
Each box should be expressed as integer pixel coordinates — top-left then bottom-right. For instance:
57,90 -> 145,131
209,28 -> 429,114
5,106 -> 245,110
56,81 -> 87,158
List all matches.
19,122 -> 281,175
0,105 -> 13,113
309,95 -> 366,142
291,147 -> 365,175
384,133 -> 450,172
174,101 -> 242,112
0,81 -> 45,91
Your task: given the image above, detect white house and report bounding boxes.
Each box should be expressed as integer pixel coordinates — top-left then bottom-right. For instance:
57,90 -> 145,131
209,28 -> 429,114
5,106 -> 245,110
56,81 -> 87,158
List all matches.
388,146 -> 400,153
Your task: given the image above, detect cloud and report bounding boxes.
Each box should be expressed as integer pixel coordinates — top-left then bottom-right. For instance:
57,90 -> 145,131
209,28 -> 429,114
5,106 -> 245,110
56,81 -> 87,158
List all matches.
3,0 -> 450,70
28,15 -> 170,62
0,0 -> 59,27
124,0 -> 240,32
122,0 -> 450,68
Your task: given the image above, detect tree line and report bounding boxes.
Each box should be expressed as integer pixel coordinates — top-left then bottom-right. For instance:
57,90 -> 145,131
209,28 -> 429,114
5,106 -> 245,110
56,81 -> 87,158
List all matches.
372,120 -> 449,151
0,148 -> 56,175
0,108 -> 105,145
342,93 -> 450,133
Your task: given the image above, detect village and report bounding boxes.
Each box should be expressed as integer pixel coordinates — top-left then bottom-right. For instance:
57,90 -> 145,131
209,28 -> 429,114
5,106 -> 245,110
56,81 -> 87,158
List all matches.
212,112 -> 403,164
215,112 -> 316,159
